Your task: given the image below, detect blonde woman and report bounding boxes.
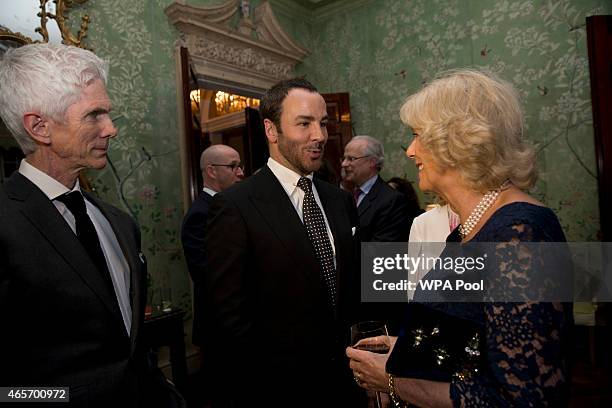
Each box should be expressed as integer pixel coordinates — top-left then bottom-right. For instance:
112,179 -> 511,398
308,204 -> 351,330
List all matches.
347,69 -> 573,407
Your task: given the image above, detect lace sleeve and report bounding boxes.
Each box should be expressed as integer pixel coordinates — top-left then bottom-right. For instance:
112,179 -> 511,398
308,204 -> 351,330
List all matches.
449,222 -> 571,407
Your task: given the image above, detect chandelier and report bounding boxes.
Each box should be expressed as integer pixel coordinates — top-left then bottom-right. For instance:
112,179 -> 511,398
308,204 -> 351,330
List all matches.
214,91 -> 260,115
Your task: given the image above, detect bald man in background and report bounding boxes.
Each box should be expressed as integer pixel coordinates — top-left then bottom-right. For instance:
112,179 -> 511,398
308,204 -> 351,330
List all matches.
181,145 -> 244,406
181,144 -> 244,347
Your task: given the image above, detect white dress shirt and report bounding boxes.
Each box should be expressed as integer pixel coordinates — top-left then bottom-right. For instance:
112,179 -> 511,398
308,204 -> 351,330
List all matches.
267,157 -> 336,259
406,204 -> 454,300
18,160 -> 132,334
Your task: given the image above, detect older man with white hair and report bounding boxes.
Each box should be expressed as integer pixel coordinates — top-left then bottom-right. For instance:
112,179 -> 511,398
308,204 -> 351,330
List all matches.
0,43 -> 178,407
342,135 -> 411,243
341,135 -> 412,334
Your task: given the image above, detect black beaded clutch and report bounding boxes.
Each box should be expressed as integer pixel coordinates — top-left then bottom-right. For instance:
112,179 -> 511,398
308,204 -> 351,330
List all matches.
386,302 -> 484,383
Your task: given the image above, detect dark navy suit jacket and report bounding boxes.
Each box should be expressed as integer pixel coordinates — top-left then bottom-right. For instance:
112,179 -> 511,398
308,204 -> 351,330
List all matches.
357,176 -> 412,334
181,190 -> 214,347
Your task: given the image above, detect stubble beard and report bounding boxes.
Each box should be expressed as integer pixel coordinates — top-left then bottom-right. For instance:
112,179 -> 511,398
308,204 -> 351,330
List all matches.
277,133 -> 324,176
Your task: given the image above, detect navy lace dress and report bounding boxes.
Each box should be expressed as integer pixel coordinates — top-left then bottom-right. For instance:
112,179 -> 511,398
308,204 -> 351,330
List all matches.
386,203 -> 573,407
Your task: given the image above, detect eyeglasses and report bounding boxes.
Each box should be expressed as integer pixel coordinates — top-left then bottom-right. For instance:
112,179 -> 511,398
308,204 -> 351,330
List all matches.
341,155 -> 371,163
210,162 -> 244,171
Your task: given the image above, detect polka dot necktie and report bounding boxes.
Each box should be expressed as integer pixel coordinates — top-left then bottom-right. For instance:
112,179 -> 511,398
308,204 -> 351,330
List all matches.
297,177 -> 337,311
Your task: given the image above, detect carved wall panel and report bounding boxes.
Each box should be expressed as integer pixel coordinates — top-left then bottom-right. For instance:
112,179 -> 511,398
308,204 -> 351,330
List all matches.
165,0 -> 308,94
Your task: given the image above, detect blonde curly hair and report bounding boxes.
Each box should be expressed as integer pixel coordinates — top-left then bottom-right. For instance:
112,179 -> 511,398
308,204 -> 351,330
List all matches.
400,68 -> 537,192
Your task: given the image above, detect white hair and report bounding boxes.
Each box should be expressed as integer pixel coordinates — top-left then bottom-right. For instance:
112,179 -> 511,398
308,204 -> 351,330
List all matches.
0,43 -> 108,154
351,135 -> 385,170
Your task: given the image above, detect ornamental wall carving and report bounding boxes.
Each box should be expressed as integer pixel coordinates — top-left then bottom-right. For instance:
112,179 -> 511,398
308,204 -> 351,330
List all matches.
189,36 -> 293,78
165,0 -> 308,93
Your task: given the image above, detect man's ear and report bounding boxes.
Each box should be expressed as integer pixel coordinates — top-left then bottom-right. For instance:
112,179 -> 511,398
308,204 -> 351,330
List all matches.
204,164 -> 216,180
23,113 -> 51,145
263,119 -> 278,144
369,157 -> 378,172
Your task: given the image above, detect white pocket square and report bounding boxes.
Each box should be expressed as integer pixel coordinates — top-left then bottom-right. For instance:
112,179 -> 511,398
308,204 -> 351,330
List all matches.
351,227 -> 356,236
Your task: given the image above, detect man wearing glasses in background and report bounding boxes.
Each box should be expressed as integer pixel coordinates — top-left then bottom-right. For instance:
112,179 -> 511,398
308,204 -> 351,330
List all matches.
341,135 -> 411,334
182,145 -> 244,343
180,144 -> 244,406
341,135 -> 410,243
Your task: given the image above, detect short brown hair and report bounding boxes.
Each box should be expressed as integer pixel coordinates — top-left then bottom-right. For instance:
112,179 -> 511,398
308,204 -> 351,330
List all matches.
259,77 -> 318,129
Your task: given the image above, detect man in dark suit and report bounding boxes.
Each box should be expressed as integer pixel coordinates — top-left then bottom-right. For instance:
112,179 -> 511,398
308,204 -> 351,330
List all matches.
181,144 -> 244,347
204,78 -> 360,407
342,135 -> 411,243
181,144 -> 243,407
341,135 -> 411,333
0,43 -> 175,407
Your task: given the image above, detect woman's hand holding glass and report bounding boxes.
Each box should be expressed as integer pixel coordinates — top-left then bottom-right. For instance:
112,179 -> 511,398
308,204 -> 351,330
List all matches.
347,320 -> 398,407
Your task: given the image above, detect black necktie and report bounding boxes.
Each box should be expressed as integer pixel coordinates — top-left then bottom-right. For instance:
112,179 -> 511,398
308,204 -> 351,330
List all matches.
56,191 -> 113,290
297,177 -> 337,311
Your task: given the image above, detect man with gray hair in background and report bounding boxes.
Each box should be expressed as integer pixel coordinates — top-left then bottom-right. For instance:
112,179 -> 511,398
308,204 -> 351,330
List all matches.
342,135 -> 411,242
341,135 -> 411,333
0,43 -> 177,407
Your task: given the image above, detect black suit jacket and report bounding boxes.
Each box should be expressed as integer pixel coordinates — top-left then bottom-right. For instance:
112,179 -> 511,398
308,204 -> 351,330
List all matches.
204,165 -> 360,405
180,191 -> 213,347
357,176 -> 411,334
358,176 -> 410,242
0,173 -> 161,407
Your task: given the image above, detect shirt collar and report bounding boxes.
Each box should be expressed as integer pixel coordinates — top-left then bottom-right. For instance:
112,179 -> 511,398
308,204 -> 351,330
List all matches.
358,174 -> 378,194
267,157 -> 313,196
203,187 -> 218,196
18,159 -> 81,200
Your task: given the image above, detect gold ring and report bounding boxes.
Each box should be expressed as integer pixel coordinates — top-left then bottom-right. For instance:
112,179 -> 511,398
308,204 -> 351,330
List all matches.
354,372 -> 361,384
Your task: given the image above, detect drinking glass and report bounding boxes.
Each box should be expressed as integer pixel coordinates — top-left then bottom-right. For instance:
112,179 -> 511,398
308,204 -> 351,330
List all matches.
161,287 -> 173,312
350,321 -> 391,408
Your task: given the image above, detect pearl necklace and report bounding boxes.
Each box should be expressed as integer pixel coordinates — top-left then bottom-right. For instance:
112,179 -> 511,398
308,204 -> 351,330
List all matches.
458,182 -> 509,238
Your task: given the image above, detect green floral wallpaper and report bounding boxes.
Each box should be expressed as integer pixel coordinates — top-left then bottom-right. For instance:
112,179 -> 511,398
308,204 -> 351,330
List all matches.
296,0 -> 610,241
77,0 -> 190,312
74,0 -> 294,317
69,0 -> 609,318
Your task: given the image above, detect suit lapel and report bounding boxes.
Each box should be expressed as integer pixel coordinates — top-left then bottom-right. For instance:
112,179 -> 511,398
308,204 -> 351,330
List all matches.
357,177 -> 381,217
248,167 -> 321,284
5,174 -> 125,327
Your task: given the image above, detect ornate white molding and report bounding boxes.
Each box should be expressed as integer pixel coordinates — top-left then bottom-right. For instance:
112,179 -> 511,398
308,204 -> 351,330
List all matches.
165,0 -> 309,93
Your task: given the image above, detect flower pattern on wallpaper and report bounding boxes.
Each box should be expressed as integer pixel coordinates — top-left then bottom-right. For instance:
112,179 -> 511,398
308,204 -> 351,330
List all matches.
299,0 -> 609,241
78,0 -> 191,312
65,0 -> 610,316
